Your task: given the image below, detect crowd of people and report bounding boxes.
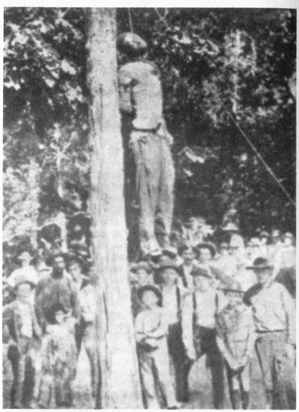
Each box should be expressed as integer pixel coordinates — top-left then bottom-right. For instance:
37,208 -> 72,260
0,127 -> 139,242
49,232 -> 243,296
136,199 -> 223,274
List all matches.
2,216 -> 296,409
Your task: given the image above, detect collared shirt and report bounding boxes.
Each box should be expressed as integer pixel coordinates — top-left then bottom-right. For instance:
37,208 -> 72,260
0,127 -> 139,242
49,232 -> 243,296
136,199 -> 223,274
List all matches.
119,60 -> 163,130
245,281 -> 296,344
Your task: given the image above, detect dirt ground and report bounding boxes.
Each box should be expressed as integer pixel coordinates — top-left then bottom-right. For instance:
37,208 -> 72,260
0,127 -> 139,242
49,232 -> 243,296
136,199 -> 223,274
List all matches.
3,342 -> 270,409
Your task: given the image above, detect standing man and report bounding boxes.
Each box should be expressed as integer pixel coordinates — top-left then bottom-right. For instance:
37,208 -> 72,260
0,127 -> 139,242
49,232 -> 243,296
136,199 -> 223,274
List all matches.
158,260 -> 190,402
118,32 -> 175,256
182,267 -> 226,409
244,257 -> 296,409
177,245 -> 198,290
35,252 -> 80,334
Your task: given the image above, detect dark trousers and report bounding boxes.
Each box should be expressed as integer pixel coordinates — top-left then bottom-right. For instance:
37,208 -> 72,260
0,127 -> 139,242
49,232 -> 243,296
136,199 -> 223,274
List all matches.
194,326 -> 225,409
168,322 -> 191,402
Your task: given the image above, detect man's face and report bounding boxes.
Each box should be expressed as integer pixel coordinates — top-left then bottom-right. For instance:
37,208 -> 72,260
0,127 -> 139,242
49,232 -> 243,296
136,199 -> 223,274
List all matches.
16,283 -> 32,301
272,236 -> 280,245
161,268 -> 177,286
182,249 -> 195,263
255,267 -> 272,285
55,310 -> 65,324
136,269 -> 149,286
199,248 -> 212,263
141,291 -> 159,308
53,257 -> 65,274
219,246 -> 229,256
68,263 -> 82,282
260,237 -> 268,245
284,237 -> 292,246
193,275 -> 210,291
230,246 -> 239,256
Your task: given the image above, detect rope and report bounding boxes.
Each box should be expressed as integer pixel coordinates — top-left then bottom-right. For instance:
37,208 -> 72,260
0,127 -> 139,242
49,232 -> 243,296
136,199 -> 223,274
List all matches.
128,8 -> 134,33
226,111 -> 296,208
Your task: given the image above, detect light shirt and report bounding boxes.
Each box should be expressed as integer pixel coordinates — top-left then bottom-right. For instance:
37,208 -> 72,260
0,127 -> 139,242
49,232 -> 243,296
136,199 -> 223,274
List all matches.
249,281 -> 295,343
18,301 -> 33,338
161,286 -> 179,325
194,289 -> 218,329
119,61 -> 163,130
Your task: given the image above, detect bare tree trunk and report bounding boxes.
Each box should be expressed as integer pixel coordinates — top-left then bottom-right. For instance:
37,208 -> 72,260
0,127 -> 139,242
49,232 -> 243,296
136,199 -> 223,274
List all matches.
86,8 -> 143,409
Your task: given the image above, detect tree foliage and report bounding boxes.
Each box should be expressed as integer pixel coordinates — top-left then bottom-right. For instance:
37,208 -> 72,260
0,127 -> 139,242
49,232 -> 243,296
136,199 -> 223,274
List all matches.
3,8 -> 296,270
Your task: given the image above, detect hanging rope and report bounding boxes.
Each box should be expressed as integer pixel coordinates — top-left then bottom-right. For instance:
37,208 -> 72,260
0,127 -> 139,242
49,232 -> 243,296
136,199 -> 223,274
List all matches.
226,111 -> 296,208
128,8 -> 134,33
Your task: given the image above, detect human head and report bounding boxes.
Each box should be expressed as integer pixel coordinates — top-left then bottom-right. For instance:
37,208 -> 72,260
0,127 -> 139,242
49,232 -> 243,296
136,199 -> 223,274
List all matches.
48,302 -> 69,324
218,242 -> 230,256
67,257 -> 84,282
271,229 -> 281,244
17,251 -> 32,265
283,232 -> 295,246
15,282 -> 34,302
191,267 -> 212,291
197,243 -> 216,263
52,253 -> 66,276
247,257 -> 273,286
157,261 -> 180,286
130,262 -> 153,287
259,230 -> 269,245
137,285 -> 162,308
178,245 -> 197,263
222,282 -> 244,306
117,32 -> 147,59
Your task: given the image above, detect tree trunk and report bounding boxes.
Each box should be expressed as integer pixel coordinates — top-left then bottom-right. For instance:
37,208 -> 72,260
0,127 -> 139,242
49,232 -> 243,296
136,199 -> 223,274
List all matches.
86,8 -> 143,409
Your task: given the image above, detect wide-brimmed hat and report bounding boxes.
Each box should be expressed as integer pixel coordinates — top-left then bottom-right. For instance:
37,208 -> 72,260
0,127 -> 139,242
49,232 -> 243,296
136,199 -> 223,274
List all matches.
130,262 -> 153,274
178,244 -> 198,256
196,243 -> 216,257
221,280 -> 244,294
13,274 -> 36,290
221,222 -> 240,233
161,246 -> 178,260
156,260 -> 180,274
246,257 -> 273,270
219,242 -> 230,250
137,284 -> 162,302
190,266 -> 212,279
66,253 -> 85,268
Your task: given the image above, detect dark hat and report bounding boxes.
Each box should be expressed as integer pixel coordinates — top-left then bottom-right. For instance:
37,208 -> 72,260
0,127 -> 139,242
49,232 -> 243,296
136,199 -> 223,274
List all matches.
130,262 -> 153,274
46,302 -> 69,324
178,244 -> 198,256
246,257 -> 273,270
196,243 -> 216,257
117,32 -> 147,57
161,246 -> 178,260
156,260 -> 180,274
190,266 -> 212,279
45,251 -> 69,267
137,284 -> 162,302
221,280 -> 244,293
13,274 -> 36,290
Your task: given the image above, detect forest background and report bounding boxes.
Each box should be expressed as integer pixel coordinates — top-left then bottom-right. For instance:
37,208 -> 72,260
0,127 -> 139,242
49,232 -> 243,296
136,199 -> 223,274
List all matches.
3,8 -> 296,273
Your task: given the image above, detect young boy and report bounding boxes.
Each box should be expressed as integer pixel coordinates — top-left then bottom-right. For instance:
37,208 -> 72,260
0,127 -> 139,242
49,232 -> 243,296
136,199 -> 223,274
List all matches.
216,281 -> 256,409
3,274 -> 41,409
36,302 -> 77,408
135,284 -> 180,409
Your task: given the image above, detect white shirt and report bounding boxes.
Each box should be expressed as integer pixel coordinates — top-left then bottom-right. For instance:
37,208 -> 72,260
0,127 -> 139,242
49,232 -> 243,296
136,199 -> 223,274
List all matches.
161,286 -> 179,325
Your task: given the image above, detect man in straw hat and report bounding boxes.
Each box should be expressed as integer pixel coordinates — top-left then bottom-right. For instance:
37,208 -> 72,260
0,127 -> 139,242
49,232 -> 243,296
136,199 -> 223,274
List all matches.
244,257 -> 296,409
118,32 -> 175,256
135,284 -> 180,409
3,273 -> 41,408
216,281 -> 256,409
